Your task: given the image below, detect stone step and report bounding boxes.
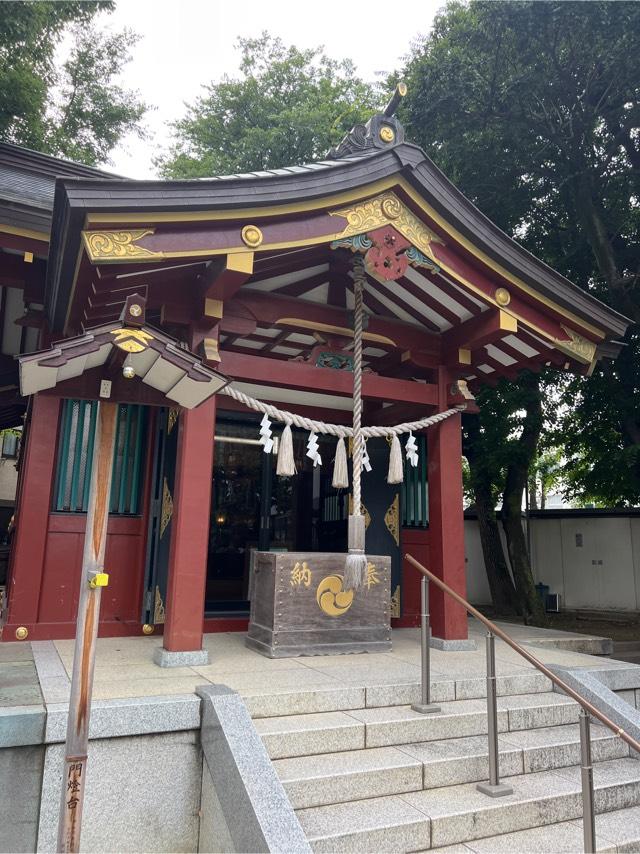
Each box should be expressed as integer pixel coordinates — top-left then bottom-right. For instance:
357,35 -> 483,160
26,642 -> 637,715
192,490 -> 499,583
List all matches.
428,803 -> 640,852
344,693 -> 579,749
399,723 -> 629,789
273,724 -> 629,809
255,710 -> 366,760
243,672 -> 553,718
275,745 -> 423,809
255,693 -> 580,758
296,758 -> 640,852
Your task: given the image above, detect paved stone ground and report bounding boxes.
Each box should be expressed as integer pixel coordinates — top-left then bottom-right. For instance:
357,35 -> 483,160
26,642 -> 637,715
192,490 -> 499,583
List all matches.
0,617 -> 628,708
0,640 -> 42,707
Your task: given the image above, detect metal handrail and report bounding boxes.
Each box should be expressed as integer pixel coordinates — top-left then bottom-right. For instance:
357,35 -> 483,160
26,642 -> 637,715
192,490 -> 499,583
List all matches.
406,554 -> 640,754
406,553 -> 640,854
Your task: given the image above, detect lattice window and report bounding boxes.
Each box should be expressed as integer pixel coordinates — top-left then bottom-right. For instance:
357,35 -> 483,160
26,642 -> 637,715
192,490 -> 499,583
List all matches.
54,400 -> 147,514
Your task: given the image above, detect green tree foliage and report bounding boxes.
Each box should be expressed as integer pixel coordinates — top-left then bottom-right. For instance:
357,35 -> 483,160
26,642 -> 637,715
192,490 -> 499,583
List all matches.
0,1 -> 146,165
159,33 -> 379,178
403,0 -> 639,505
402,0 -> 639,616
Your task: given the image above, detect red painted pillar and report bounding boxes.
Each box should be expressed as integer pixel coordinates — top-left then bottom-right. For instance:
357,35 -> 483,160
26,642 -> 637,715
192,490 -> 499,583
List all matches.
163,396 -> 216,654
5,395 -> 60,633
427,368 -> 468,640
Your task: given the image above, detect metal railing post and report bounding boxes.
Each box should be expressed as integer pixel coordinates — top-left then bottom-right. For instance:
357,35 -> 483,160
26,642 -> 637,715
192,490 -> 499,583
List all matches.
580,708 -> 596,853
477,631 -> 513,797
411,575 -> 440,714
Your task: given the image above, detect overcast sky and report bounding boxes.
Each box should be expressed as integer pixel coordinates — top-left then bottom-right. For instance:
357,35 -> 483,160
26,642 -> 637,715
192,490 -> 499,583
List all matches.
100,0 -> 442,178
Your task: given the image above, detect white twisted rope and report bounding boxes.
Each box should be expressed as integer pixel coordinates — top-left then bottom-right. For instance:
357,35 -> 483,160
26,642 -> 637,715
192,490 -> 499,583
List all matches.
351,257 -> 365,516
218,385 -> 463,437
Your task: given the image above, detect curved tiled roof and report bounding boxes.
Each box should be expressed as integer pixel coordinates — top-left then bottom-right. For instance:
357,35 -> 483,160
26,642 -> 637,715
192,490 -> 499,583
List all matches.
47,142 -> 630,340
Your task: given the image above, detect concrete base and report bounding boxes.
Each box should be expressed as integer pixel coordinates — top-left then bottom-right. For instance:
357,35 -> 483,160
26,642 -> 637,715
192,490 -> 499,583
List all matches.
476,781 -> 514,797
431,637 -> 478,651
411,702 -> 441,714
153,647 -> 209,667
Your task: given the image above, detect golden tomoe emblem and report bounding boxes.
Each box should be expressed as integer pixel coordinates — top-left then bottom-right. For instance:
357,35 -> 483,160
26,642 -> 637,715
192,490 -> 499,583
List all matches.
316,575 -> 354,617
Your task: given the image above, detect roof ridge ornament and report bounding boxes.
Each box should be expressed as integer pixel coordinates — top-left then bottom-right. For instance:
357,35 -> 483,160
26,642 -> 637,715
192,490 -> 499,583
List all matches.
328,82 -> 407,159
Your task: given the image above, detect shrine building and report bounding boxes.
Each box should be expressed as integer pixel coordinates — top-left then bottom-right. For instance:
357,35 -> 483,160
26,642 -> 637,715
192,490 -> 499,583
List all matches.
0,91 -> 630,659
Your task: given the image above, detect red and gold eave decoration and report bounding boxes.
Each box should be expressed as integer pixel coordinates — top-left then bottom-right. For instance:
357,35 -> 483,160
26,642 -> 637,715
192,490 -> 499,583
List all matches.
364,226 -> 411,281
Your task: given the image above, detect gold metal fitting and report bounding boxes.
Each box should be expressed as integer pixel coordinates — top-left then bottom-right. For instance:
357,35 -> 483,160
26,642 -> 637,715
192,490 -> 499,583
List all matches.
397,81 -> 408,97
129,303 -> 142,317
495,287 -> 511,306
122,365 -> 135,380
89,572 -> 109,588
241,224 -> 263,248
15,626 -> 28,640
142,624 -> 155,635
379,126 -> 395,143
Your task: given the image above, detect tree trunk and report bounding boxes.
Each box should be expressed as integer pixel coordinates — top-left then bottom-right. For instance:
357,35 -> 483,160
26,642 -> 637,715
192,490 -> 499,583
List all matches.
500,373 -> 547,625
475,482 -> 519,616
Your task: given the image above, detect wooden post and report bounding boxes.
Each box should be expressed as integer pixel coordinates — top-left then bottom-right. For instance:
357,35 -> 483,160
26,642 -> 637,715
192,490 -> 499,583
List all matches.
427,367 -> 468,640
162,396 -> 216,656
56,401 -> 118,854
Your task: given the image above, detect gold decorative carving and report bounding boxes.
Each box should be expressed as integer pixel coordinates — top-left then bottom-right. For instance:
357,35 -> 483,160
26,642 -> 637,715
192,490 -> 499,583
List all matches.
384,494 -> 400,546
316,575 -> 354,617
110,328 -> 154,353
381,196 -> 402,220
84,229 -> 156,260
154,586 -> 166,624
160,477 -> 173,538
349,494 -> 371,529
290,561 -> 312,588
495,287 -> 511,306
366,562 -> 381,589
390,585 -> 401,618
15,626 -> 28,640
555,325 -> 597,364
379,126 -> 395,143
330,191 -> 444,260
167,408 -> 179,434
241,224 -> 263,248
142,623 -> 155,635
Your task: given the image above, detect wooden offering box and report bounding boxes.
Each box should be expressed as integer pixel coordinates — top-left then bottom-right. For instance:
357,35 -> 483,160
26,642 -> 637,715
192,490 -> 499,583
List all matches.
246,551 -> 392,658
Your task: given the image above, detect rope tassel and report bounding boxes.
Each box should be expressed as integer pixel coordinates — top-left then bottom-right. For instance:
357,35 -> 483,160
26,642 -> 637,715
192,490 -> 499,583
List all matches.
276,423 -> 296,476
332,437 -> 349,489
387,433 -> 404,484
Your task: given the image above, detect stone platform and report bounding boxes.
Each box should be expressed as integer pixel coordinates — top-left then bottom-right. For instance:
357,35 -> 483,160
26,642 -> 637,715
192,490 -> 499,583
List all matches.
1,618 -> 637,853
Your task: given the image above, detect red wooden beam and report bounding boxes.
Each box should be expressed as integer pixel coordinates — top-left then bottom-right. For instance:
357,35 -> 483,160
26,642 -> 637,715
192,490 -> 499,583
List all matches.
235,289 -> 441,354
442,309 -> 517,358
218,349 -> 438,406
198,252 -> 254,300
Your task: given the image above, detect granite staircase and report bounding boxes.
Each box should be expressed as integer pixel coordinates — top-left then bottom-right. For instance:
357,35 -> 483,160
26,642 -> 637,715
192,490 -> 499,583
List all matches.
245,671 -> 640,853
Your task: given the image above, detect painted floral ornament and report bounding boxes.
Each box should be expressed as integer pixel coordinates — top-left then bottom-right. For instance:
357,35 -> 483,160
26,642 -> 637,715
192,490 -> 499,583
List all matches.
364,226 -> 410,281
